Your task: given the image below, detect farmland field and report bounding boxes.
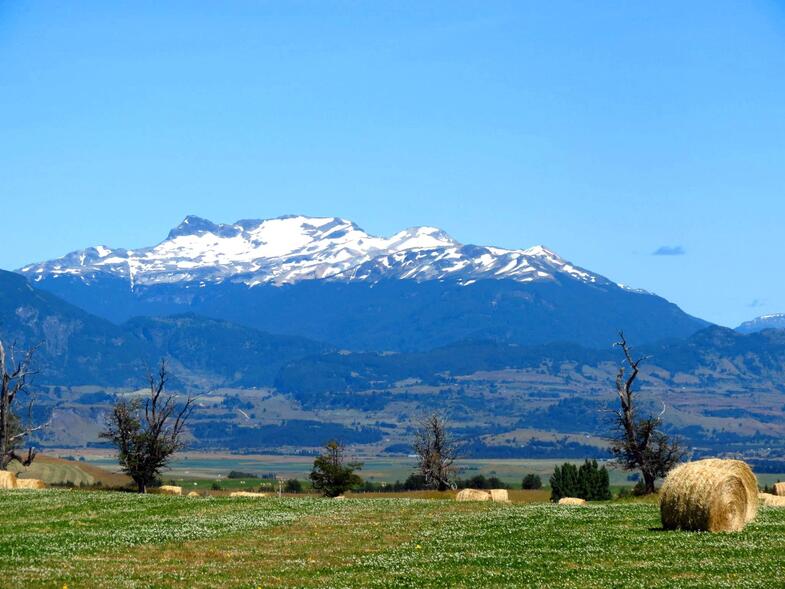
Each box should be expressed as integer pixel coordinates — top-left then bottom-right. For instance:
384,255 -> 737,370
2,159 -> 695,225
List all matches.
2,490 -> 785,588
54,450 -> 785,489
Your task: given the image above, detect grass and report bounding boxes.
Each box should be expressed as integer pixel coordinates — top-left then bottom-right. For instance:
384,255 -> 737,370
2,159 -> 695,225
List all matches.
2,490 -> 785,588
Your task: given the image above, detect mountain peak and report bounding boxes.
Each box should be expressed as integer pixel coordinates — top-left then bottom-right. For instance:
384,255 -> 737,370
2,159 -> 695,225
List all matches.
19,214 -> 608,289
167,215 -> 234,240
736,313 -> 785,334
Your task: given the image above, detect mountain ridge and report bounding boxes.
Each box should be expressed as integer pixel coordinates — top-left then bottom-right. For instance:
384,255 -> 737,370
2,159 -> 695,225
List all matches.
19,214 -> 610,288
14,214 -> 710,352
737,313 -> 785,334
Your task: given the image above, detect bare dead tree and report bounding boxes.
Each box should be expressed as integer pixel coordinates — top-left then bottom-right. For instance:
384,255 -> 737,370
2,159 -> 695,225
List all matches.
413,413 -> 457,491
101,360 -> 195,493
609,332 -> 684,494
0,339 -> 48,470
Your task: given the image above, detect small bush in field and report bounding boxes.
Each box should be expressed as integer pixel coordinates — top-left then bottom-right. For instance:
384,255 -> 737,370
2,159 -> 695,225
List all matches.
521,474 -> 542,490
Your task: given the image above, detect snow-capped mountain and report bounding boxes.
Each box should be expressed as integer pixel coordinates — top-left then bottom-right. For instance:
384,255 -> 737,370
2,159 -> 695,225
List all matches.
736,313 -> 785,334
19,215 -> 608,288
15,214 -> 709,352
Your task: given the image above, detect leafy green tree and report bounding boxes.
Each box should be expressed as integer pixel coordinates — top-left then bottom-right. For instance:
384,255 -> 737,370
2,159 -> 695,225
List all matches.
309,440 -> 363,497
522,474 -> 542,490
551,460 -> 611,501
550,463 -> 580,501
578,459 -> 612,501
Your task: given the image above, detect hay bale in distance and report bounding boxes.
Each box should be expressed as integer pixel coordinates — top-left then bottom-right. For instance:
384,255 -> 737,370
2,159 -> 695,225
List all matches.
229,491 -> 268,498
456,489 -> 491,502
16,478 -> 46,490
187,491 -> 201,498
333,495 -> 346,500
660,459 -> 758,532
158,485 -> 182,496
0,471 -> 17,489
773,482 -> 785,497
558,497 -> 587,506
489,489 -> 510,503
759,493 -> 785,507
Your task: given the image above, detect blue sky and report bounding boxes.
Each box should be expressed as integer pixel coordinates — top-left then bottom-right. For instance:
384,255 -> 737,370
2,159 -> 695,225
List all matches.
1,1 -> 784,327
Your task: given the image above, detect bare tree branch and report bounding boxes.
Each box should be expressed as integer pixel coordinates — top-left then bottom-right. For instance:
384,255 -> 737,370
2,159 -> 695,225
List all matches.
1,338 -> 47,471
101,360 -> 195,492
609,332 -> 684,494
414,413 -> 458,491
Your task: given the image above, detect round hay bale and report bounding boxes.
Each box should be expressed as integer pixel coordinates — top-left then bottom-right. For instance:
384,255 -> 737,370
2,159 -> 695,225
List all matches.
187,490 -> 201,498
660,459 -> 758,532
759,492 -> 785,507
158,485 -> 182,496
229,491 -> 268,498
333,495 -> 346,500
489,489 -> 510,503
0,471 -> 18,489
558,497 -> 587,506
456,489 -> 491,502
16,478 -> 46,490
773,482 -> 785,497
697,459 -> 758,523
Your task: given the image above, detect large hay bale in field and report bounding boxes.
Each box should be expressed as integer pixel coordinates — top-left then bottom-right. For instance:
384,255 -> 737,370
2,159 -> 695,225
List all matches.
229,491 -> 268,498
0,471 -> 17,489
16,478 -> 46,490
558,497 -> 587,506
660,459 -> 758,532
158,485 -> 182,496
333,495 -> 346,500
456,489 -> 491,502
489,489 -> 510,503
187,491 -> 201,498
759,493 -> 785,507
697,459 -> 758,523
773,482 -> 785,497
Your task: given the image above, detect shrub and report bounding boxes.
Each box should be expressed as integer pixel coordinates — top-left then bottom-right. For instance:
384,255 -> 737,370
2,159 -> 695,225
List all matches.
284,478 -> 302,493
456,474 -> 509,490
522,474 -> 543,490
227,470 -> 256,479
211,482 -> 222,491
402,473 -> 427,490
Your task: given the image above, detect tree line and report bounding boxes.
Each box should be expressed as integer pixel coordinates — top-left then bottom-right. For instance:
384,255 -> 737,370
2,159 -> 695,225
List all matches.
0,331 -> 685,498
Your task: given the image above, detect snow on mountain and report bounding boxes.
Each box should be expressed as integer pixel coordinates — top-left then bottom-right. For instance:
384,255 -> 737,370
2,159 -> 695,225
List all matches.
18,215 -> 610,288
736,313 -> 785,334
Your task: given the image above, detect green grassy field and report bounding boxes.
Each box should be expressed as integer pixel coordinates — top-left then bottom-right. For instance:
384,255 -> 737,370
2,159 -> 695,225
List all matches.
2,489 -> 784,588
